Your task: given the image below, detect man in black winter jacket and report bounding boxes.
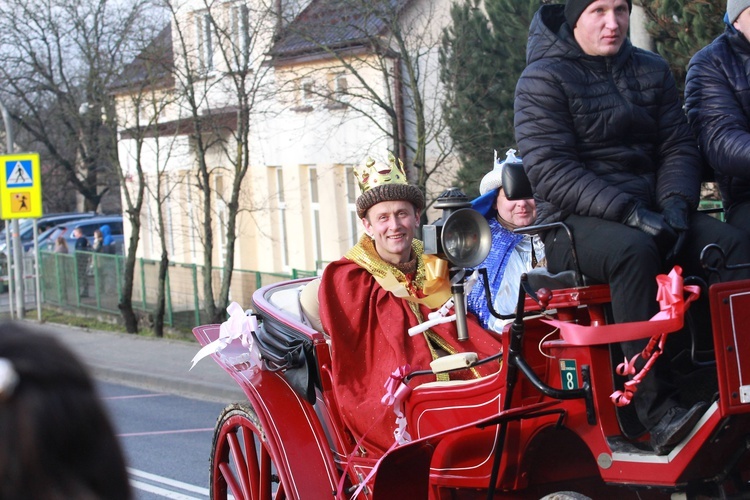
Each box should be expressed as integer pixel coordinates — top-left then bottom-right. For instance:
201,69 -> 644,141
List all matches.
685,0 -> 750,235
514,0 -> 750,455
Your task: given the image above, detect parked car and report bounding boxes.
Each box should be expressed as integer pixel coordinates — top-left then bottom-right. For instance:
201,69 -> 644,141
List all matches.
36,226 -> 61,252
0,212 -> 96,253
43,215 -> 124,254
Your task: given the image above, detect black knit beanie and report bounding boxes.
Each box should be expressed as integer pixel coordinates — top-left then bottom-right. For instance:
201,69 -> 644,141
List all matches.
565,0 -> 632,28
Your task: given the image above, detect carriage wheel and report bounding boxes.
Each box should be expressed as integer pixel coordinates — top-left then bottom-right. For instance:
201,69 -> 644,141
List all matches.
210,403 -> 287,500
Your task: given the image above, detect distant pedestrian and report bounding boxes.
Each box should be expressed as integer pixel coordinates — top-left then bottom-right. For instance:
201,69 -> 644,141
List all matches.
72,227 -> 90,298
99,225 -> 115,255
53,236 -> 68,254
0,321 -> 132,499
92,229 -> 103,253
73,227 -> 89,252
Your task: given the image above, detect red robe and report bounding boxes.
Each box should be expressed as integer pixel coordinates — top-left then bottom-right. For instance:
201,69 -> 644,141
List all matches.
318,245 -> 503,454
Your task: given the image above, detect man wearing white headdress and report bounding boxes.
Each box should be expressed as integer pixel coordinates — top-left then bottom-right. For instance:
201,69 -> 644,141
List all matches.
466,150 -> 545,333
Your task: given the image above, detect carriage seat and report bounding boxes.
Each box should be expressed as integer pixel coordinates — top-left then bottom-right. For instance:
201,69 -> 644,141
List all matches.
267,278 -> 325,334
299,277 -> 324,333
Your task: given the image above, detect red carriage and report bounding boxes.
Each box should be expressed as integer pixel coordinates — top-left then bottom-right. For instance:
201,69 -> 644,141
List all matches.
192,188 -> 750,499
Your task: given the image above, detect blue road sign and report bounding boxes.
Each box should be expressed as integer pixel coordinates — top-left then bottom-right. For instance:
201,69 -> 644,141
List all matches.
6,160 -> 33,188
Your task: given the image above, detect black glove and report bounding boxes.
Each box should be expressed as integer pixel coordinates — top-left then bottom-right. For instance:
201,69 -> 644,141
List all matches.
622,202 -> 678,256
661,197 -> 691,260
661,197 -> 690,231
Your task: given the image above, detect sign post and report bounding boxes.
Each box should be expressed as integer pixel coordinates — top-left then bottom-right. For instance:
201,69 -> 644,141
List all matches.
0,152 -> 43,319
0,153 -> 42,219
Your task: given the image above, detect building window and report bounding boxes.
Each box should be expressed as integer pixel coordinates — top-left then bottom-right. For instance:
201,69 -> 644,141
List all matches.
274,167 -> 289,268
328,73 -> 348,108
345,166 -> 359,246
137,99 -> 148,124
230,3 -> 250,68
195,10 -> 214,72
301,78 -> 314,104
309,167 -> 322,269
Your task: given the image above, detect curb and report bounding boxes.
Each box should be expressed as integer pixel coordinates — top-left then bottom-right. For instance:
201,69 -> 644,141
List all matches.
88,362 -> 248,404
23,320 -> 249,404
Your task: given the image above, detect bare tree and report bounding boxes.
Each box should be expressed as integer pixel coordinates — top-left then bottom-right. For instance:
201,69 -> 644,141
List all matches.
272,0 -> 456,209
167,0 -> 278,323
147,163 -> 183,337
0,0 -> 159,213
112,23 -> 176,333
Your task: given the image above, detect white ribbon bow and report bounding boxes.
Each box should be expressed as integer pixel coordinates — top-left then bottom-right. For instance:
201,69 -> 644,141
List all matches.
190,302 -> 259,370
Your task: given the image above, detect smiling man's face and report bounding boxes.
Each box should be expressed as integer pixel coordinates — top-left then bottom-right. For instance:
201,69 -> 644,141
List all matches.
362,200 -> 420,265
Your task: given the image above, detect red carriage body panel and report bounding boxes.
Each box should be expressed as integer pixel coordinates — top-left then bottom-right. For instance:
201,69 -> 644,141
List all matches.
711,278 -> 750,416
194,274 -> 750,499
193,322 -> 340,497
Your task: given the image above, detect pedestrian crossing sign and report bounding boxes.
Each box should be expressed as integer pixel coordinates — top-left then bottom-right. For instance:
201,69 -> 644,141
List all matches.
7,160 -> 32,187
0,153 -> 42,219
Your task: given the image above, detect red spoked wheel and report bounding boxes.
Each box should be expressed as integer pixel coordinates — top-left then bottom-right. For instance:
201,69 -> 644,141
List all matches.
211,403 -> 287,500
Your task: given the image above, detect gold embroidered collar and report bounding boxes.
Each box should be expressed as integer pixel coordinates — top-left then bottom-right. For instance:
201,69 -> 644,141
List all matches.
346,234 -> 426,294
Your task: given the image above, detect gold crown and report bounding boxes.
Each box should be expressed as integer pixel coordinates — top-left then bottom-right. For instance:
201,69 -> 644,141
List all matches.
354,153 -> 408,194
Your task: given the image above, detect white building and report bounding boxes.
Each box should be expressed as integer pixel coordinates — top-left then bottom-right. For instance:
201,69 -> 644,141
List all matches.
113,0 -> 458,301
112,0 -> 653,307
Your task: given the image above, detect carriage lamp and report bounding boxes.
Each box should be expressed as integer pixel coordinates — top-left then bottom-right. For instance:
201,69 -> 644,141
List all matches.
423,188 -> 491,268
424,188 -> 491,341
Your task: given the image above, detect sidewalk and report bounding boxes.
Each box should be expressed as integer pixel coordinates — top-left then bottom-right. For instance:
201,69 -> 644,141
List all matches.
26,320 -> 247,404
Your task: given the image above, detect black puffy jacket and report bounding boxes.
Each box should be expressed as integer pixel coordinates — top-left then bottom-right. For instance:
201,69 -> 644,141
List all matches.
685,23 -> 750,214
514,5 -> 701,225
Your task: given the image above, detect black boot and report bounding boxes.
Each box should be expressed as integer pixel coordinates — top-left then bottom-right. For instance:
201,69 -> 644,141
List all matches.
649,401 -> 708,455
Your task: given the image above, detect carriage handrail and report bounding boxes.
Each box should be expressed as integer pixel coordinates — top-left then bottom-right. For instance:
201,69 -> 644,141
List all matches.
514,221 -> 583,286
701,243 -> 750,279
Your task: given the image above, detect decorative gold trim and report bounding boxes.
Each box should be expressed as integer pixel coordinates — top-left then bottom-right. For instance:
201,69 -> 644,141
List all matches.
346,235 -> 451,308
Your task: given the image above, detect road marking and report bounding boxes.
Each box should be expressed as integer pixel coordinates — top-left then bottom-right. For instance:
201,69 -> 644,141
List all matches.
130,480 -> 203,500
105,393 -> 169,400
129,468 -> 209,495
128,468 -> 236,500
118,428 -> 213,437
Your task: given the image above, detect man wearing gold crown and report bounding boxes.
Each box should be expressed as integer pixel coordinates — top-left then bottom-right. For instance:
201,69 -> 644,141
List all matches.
318,153 -> 503,454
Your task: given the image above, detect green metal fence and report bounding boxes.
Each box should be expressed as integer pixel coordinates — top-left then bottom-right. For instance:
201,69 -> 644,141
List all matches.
38,250 -> 317,329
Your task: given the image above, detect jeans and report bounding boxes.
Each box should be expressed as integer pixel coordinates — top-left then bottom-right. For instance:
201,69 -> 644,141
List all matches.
542,212 -> 750,428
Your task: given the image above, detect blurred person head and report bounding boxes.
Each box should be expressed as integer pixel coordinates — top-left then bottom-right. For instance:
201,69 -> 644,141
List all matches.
99,225 -> 113,246
0,322 -> 131,500
54,236 -> 68,254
